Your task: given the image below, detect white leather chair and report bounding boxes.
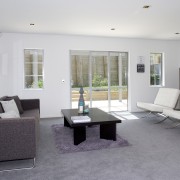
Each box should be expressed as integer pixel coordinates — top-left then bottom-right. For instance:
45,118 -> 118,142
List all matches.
137,88 -> 180,120
163,109 -> 180,128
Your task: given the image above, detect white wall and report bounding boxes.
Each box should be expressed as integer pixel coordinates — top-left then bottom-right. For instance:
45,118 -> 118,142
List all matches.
0,33 -> 180,117
0,33 -> 13,96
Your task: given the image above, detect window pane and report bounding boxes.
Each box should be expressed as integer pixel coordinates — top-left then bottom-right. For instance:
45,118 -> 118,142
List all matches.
25,63 -> 43,76
38,64 -> 43,75
150,53 -> 162,86
25,76 -> 33,88
24,49 -> 44,89
25,76 -> 43,89
25,63 -> 33,75
24,49 -> 43,63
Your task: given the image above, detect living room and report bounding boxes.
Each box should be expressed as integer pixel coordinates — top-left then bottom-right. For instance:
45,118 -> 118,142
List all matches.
1,0 -> 180,179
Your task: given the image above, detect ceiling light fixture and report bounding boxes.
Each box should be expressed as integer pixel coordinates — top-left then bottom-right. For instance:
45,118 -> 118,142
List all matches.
175,32 -> 180,35
111,28 -> 115,31
30,23 -> 35,26
143,5 -> 150,9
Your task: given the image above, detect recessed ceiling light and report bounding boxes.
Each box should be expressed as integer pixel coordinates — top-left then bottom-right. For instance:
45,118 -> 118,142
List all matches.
111,28 -> 115,31
143,5 -> 151,9
30,23 -> 35,26
175,32 -> 180,35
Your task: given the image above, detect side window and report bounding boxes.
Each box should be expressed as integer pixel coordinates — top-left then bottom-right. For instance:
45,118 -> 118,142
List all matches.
24,49 -> 44,89
150,53 -> 163,86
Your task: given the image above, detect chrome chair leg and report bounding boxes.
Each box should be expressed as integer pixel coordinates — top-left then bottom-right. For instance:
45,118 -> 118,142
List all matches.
141,112 -> 163,119
154,116 -> 169,124
166,122 -> 180,129
141,112 -> 152,118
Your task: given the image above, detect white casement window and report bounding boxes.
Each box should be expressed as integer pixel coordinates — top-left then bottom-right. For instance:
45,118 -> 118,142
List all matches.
150,53 -> 163,86
24,49 -> 44,89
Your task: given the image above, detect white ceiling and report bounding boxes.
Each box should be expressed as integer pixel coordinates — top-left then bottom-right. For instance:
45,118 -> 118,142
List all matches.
1,0 -> 180,40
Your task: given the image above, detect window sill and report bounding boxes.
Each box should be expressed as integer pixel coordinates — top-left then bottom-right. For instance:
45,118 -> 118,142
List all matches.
23,88 -> 44,91
150,85 -> 164,88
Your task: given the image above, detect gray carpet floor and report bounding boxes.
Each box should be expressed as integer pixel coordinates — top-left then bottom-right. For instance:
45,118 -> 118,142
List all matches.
1,112 -> 180,180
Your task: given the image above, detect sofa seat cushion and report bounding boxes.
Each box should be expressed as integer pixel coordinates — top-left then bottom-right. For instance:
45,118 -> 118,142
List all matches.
21,109 -> 39,118
137,102 -> 172,113
163,109 -> 180,119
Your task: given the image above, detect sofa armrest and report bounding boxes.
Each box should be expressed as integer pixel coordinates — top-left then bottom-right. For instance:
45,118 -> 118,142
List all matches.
21,99 -> 40,112
0,117 -> 36,161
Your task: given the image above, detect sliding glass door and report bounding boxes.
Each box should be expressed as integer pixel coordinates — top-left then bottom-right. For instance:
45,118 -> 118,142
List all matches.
70,51 -> 128,112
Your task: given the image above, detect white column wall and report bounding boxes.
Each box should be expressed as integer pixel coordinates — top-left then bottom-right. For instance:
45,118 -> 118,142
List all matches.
0,34 -> 14,96
0,33 -> 179,117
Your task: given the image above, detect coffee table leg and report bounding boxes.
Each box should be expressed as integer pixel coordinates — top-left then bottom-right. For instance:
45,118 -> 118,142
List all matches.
64,117 -> 71,127
74,126 -> 86,145
100,123 -> 116,141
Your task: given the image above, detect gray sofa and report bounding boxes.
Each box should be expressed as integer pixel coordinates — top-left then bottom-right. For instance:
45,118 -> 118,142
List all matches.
0,96 -> 40,164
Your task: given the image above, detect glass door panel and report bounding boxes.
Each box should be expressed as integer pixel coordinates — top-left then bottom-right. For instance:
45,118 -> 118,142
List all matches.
121,52 -> 128,111
109,52 -> 128,111
109,53 -> 120,111
91,52 -> 108,112
71,54 -> 90,109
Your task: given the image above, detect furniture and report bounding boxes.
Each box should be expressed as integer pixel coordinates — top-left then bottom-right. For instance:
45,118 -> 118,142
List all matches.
0,96 -> 40,171
163,109 -> 180,128
61,108 -> 122,145
137,88 -> 180,116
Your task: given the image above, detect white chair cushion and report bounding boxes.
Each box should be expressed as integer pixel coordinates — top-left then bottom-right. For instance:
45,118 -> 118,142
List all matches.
154,88 -> 180,108
137,102 -> 172,113
163,109 -> 180,119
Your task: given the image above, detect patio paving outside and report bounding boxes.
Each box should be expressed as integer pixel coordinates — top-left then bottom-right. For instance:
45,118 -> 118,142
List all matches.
72,99 -> 127,112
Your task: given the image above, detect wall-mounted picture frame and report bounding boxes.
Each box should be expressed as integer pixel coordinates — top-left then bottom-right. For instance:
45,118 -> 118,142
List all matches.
137,64 -> 145,73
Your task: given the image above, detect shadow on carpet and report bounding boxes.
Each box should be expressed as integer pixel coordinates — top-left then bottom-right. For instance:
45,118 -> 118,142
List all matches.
51,124 -> 130,153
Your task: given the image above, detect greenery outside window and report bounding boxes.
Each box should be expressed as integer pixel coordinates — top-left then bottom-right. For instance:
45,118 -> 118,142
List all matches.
150,53 -> 163,86
24,49 -> 44,89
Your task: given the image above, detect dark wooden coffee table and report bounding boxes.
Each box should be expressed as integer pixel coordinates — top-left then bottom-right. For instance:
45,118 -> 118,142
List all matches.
61,108 -> 122,145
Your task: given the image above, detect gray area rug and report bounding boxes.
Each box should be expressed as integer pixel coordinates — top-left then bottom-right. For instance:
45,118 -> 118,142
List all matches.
51,124 -> 130,153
